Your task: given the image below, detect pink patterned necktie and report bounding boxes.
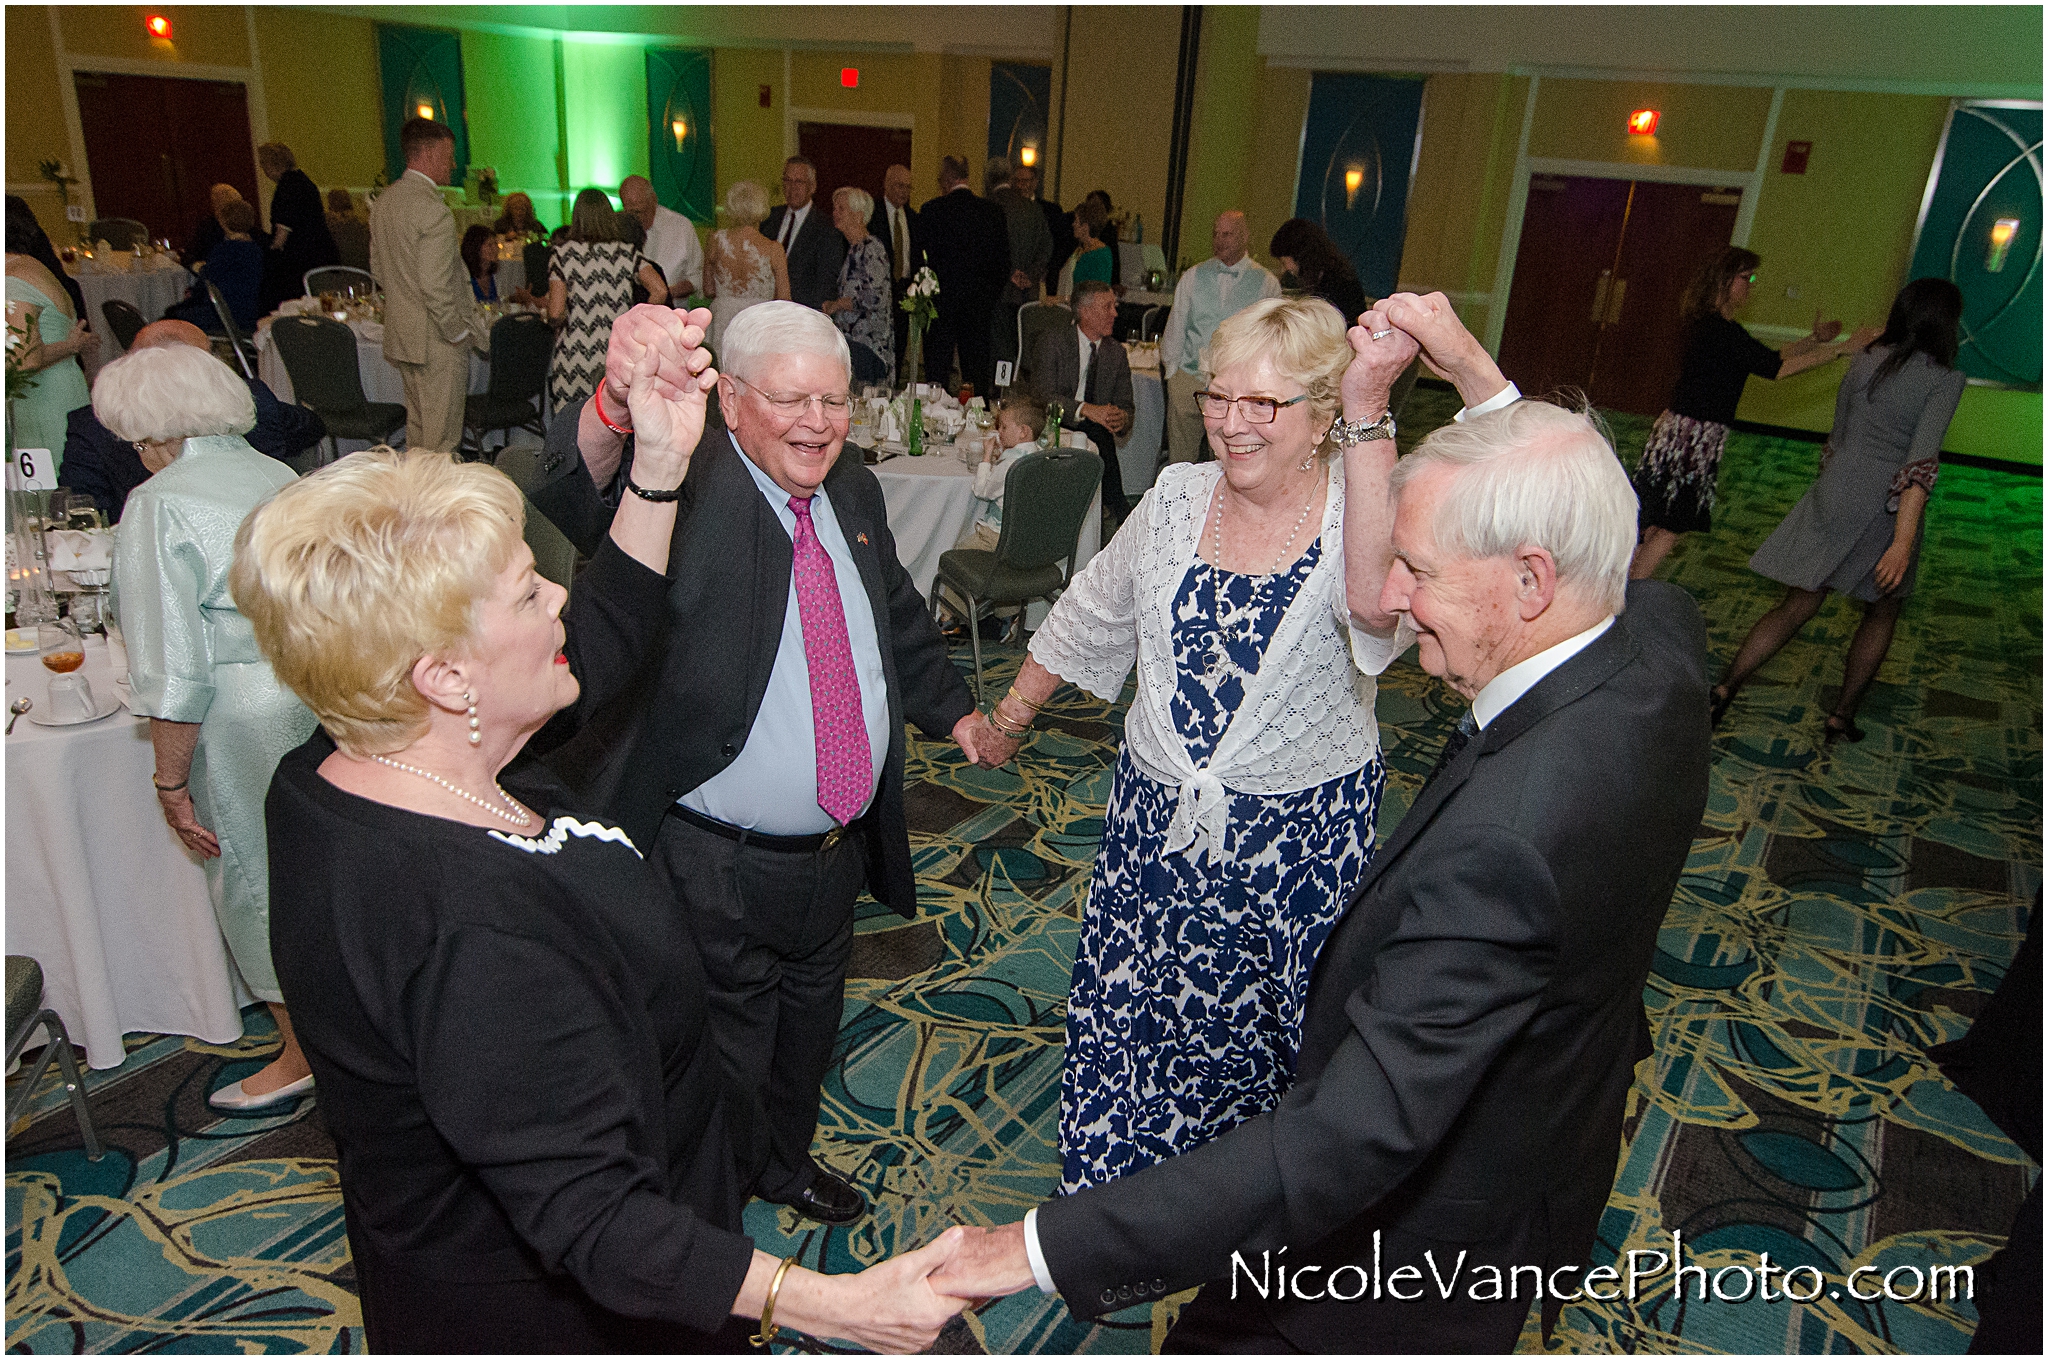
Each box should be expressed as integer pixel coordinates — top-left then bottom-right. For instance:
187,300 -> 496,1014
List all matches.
788,496 -> 873,826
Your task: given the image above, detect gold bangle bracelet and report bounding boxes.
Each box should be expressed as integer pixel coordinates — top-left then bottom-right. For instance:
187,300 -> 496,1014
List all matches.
987,707 -> 1031,737
750,1255 -> 798,1349
1004,684 -> 1043,713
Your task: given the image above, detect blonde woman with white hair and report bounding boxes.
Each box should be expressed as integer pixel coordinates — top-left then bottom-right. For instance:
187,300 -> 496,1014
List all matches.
822,185 -> 894,386
703,179 -> 790,352
963,294 -> 1424,1192
102,342 -> 319,1112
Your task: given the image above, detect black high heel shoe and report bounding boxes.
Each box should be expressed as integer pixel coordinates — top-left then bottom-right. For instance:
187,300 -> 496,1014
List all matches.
1709,685 -> 1734,728
1823,714 -> 1866,745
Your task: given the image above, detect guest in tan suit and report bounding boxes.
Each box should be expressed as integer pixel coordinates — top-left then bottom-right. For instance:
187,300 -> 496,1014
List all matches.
369,118 -> 475,451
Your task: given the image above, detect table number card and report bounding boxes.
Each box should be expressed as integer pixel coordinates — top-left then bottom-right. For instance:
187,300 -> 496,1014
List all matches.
6,450 -> 58,492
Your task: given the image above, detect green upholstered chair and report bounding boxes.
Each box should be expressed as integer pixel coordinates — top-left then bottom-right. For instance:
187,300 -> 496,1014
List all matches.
463,313 -> 553,459
6,956 -> 103,1160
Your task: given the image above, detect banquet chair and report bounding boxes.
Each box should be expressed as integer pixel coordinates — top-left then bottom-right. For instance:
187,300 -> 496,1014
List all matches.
86,218 -> 148,251
270,315 -> 407,464
303,265 -> 376,298
99,298 -> 147,353
1015,300 -> 1073,391
462,313 -> 552,459
931,447 -> 1102,699
522,491 -> 579,589
1138,306 -> 1165,342
6,956 -> 104,1160
205,281 -> 259,380
523,242 -> 552,295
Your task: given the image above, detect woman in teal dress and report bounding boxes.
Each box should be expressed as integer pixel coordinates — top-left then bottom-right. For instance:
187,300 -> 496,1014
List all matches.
1067,198 -> 1116,294
5,251 -> 93,462
102,343 -> 319,1114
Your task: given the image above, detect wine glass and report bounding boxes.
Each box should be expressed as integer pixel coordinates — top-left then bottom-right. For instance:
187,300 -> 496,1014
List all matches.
39,618 -> 84,674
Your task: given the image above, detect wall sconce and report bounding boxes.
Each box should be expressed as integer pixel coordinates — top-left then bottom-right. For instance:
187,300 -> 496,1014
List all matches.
1020,145 -> 1037,168
416,102 -> 435,121
1344,166 -> 1364,209
1987,217 -> 2021,273
1628,109 -> 1660,136
145,14 -> 172,39
671,118 -> 688,152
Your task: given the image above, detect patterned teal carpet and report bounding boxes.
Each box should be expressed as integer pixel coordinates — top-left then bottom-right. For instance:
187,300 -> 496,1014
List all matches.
7,391 -> 2038,1353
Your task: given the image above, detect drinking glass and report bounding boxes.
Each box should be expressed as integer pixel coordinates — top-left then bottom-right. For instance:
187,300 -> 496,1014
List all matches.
39,618 -> 84,674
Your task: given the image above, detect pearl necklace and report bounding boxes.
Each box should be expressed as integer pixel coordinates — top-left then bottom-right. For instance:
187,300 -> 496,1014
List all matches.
1205,470 -> 1324,678
370,754 -> 536,828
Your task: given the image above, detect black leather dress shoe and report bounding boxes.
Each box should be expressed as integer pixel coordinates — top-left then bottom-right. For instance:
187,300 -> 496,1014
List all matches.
780,1170 -> 866,1225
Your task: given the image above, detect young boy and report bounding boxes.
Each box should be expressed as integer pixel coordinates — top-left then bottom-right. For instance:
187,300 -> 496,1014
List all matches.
960,394 -> 1046,552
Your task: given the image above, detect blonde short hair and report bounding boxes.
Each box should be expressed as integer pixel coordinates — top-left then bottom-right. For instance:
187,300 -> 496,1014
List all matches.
724,180 -> 768,226
1202,296 -> 1350,461
229,447 -> 526,757
92,344 -> 255,443
1390,399 -> 1637,615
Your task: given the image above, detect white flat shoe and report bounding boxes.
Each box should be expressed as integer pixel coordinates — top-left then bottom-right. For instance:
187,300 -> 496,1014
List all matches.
209,1072 -> 315,1113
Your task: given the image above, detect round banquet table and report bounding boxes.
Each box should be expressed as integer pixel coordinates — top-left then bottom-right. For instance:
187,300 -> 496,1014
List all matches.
1124,369 -> 1164,499
872,446 -> 1102,629
254,316 -> 492,454
5,641 -> 251,1068
72,260 -> 194,367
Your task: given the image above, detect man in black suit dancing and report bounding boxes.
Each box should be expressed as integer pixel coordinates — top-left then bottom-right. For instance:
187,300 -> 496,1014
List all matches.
762,157 -> 846,311
915,155 -> 1009,396
526,303 -> 996,1227
930,292 -> 1712,1352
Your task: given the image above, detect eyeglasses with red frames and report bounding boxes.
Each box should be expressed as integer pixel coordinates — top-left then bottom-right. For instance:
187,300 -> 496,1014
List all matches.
1192,391 -> 1308,424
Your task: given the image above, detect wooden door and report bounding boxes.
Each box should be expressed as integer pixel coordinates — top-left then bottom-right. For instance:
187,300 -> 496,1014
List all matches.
1494,176 -> 1629,403
1587,182 -> 1742,415
73,71 -> 257,253
796,122 -> 913,218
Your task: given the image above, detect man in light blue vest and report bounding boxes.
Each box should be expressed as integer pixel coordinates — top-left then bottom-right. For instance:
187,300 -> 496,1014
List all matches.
1159,210 -> 1281,463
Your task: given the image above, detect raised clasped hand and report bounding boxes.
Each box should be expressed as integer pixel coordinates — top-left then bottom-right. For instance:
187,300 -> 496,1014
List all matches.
1341,305 -> 1422,417
620,305 -> 718,481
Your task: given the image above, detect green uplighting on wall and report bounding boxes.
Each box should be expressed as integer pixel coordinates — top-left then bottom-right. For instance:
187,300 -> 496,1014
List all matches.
561,40 -> 648,199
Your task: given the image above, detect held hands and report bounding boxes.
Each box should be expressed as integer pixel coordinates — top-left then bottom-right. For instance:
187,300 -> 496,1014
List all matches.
1340,305 -> 1421,419
1377,291 -> 1509,408
156,788 -> 221,859
619,306 -> 718,485
602,303 -> 714,428
954,711 -> 1020,769
928,1221 -> 1038,1302
788,1227 -> 971,1352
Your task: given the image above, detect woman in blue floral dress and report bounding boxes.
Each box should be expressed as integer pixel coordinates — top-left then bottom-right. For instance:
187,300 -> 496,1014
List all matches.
824,186 -> 895,389
964,297 -> 1421,1191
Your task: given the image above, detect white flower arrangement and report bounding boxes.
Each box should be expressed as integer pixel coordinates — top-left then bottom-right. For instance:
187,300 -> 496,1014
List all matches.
907,266 -> 939,300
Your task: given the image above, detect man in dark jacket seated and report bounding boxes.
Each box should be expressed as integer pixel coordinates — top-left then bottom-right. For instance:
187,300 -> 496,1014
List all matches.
58,319 -> 325,521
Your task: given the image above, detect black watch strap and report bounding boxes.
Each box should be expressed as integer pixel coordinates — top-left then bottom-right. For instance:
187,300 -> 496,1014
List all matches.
624,474 -> 682,503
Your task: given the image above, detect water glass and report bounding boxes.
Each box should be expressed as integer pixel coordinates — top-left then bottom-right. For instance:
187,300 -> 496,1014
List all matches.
39,618 -> 84,674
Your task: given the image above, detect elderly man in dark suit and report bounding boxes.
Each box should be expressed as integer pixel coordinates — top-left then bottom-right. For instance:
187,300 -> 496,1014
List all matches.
526,303 -> 992,1228
915,155 -> 1010,396
930,293 -> 1712,1353
1026,281 -> 1132,519
868,163 -> 923,375
1013,164 -> 1074,296
57,319 -> 324,521
762,157 -> 846,311
986,155 -> 1052,378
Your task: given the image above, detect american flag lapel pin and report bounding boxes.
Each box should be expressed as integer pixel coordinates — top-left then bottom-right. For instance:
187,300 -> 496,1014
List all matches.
856,531 -> 869,545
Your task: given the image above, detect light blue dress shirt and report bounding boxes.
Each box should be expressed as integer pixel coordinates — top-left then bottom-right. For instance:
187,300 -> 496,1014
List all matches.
679,432 -> 891,834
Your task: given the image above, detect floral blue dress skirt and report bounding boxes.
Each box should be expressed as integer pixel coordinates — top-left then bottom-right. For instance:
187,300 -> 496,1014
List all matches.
1059,541 -> 1385,1193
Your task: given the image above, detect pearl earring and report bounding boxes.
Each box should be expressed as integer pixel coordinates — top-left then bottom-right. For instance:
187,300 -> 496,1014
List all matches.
465,691 -> 481,746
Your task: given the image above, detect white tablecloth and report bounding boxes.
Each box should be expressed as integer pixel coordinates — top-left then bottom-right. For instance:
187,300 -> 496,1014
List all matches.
874,450 -> 1101,628
6,643 -> 249,1068
1123,370 -> 1164,498
73,262 -> 193,366
255,319 -> 491,453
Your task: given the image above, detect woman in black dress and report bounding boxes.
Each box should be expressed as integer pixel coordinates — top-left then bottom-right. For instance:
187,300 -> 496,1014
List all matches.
232,306 -> 965,1353
256,142 -> 339,315
1630,246 -> 1878,579
1268,217 -> 1366,326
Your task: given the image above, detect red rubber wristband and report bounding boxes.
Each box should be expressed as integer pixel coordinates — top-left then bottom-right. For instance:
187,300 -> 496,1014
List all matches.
594,382 -> 633,435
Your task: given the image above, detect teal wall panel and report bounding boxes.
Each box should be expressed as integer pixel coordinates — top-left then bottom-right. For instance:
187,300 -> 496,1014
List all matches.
378,24 -> 469,184
646,48 -> 715,224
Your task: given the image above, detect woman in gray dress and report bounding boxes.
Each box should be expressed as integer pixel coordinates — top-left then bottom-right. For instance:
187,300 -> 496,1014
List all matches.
104,344 -> 320,1112
1710,279 -> 1966,743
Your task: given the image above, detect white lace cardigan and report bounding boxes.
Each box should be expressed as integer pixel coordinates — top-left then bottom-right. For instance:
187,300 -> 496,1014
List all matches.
1030,460 -> 1413,861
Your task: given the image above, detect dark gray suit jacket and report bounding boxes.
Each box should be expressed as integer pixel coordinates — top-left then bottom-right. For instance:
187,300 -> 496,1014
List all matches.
762,203 -> 846,311
530,408 -> 976,918
1028,326 -> 1134,428
1036,580 -> 1711,1350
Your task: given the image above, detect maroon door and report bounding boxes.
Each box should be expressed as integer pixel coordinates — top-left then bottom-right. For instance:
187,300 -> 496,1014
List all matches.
1586,182 -> 1743,415
72,71 -> 258,253
1494,176 -> 1630,405
1497,174 -> 1744,417
796,122 -> 914,218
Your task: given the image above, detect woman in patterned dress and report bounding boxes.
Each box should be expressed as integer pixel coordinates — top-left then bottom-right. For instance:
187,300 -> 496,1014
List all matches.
546,188 -> 668,414
703,180 -> 789,355
964,296 -> 1420,1191
1711,279 -> 1967,743
1629,246 -> 1878,579
822,186 -> 894,388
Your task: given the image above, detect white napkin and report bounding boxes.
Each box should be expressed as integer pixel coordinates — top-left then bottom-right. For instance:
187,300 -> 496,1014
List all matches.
45,529 -> 112,573
356,320 -> 384,343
